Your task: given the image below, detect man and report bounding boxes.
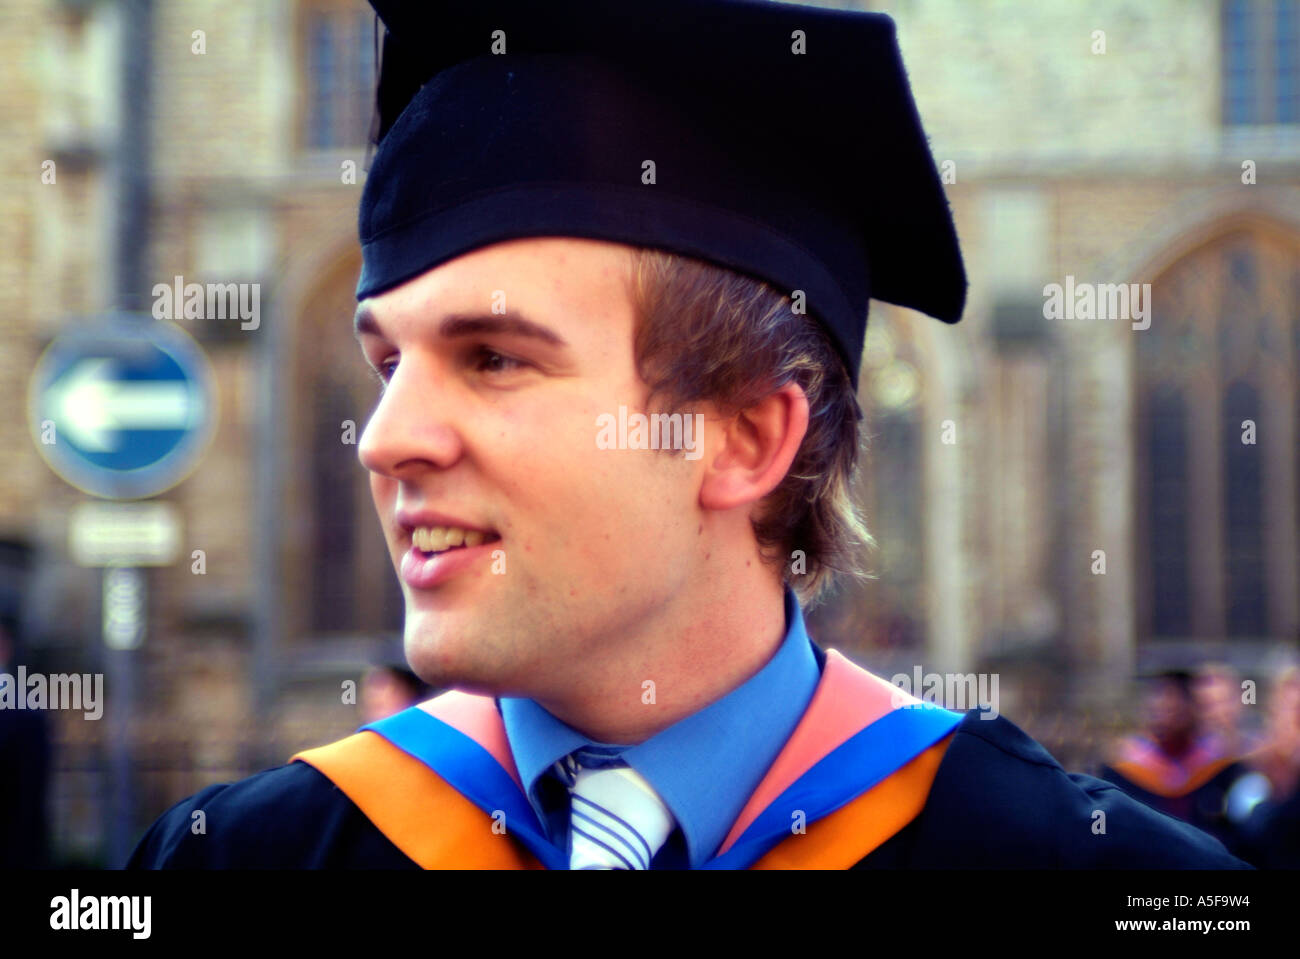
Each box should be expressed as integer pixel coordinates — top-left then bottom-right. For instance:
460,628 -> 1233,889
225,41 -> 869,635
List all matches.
1,617 -> 51,869
1235,666 -> 1300,868
1100,671 -> 1254,860
129,0 -> 1245,869
1194,663 -> 1261,760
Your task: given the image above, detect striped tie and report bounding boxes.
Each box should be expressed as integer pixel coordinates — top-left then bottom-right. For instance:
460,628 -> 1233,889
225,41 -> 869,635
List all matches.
556,747 -> 676,870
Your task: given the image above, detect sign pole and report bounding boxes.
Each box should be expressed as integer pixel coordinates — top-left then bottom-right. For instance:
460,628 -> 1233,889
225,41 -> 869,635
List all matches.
29,317 -> 213,865
102,565 -> 145,867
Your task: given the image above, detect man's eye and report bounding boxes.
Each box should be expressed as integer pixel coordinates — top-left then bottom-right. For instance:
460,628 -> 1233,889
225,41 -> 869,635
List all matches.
476,348 -> 525,374
373,358 -> 398,384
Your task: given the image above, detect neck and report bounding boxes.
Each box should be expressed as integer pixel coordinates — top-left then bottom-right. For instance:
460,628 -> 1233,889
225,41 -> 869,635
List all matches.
1157,731 -> 1194,760
533,561 -> 789,745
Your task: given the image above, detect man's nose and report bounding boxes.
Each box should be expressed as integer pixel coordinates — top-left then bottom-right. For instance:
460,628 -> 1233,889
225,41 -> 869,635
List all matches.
357,359 -> 464,476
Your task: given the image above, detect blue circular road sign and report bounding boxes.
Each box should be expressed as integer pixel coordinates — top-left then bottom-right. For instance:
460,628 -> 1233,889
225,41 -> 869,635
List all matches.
28,314 -> 218,499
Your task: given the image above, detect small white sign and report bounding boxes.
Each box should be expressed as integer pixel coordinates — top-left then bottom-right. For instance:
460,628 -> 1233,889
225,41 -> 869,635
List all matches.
70,501 -> 181,567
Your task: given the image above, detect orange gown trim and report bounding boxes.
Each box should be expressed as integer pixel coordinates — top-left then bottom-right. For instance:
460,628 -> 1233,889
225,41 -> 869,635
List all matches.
293,727 -> 955,869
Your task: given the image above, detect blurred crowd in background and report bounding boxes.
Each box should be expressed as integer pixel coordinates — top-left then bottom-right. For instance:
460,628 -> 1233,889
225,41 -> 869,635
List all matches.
1100,664 -> 1300,867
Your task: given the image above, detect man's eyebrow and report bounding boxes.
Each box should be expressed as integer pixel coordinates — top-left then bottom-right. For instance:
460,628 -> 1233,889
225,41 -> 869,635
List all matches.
353,305 -> 569,349
439,312 -> 569,348
354,303 -> 381,340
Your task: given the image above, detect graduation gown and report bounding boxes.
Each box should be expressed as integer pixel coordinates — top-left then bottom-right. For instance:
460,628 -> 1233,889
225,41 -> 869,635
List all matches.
1099,736 -> 1251,858
128,645 -> 1248,869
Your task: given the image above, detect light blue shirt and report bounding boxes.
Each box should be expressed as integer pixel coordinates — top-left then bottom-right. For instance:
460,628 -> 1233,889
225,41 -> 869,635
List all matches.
499,586 -> 821,868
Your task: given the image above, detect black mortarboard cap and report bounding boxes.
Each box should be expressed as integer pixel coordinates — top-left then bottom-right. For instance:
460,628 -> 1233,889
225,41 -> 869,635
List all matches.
357,0 -> 966,386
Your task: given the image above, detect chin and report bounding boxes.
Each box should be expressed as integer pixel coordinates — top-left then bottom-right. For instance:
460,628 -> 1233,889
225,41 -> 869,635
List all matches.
403,621 -> 465,689
402,609 -> 502,694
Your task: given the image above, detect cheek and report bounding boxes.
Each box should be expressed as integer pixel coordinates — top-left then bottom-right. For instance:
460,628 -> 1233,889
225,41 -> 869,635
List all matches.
498,395 -> 623,495
370,473 -> 396,510
490,402 -> 649,564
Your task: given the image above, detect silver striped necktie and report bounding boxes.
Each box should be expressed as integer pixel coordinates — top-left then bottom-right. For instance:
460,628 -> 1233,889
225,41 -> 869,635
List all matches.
555,747 -> 677,870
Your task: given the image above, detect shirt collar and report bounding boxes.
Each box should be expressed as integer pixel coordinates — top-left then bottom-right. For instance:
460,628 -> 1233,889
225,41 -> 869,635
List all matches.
499,586 -> 820,867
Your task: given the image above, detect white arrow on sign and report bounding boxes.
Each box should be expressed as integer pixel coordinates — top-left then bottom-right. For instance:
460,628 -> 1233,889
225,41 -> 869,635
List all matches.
48,358 -> 195,452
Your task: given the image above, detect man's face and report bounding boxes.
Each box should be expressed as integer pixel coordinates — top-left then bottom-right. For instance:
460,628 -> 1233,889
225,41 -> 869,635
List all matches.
1193,673 -> 1238,730
1144,680 -> 1195,747
355,237 -> 707,700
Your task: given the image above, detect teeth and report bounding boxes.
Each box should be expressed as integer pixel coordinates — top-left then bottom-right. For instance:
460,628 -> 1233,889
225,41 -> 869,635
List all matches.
412,525 -> 491,553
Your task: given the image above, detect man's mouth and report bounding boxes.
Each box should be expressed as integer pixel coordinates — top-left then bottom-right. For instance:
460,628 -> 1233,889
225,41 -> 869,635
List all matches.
410,525 -> 502,559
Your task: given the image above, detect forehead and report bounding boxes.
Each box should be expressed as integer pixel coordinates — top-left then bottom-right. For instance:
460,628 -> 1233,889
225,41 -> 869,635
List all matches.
358,236 -> 637,327
1148,680 -> 1190,701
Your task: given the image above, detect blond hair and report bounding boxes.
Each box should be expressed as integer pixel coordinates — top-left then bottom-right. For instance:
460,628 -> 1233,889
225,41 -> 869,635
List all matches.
627,247 -> 872,609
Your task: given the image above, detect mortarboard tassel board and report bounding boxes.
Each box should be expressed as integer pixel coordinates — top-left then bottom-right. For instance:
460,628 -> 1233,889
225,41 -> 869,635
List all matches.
358,0 -> 967,388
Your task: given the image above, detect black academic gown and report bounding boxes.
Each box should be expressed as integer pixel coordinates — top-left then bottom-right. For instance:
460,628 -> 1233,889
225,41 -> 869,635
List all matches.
128,706 -> 1247,870
1098,756 -> 1253,860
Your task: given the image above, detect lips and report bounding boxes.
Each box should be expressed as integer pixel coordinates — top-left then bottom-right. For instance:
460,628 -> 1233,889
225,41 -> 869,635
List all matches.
396,507 -> 495,535
393,510 -> 501,588
400,536 -> 501,589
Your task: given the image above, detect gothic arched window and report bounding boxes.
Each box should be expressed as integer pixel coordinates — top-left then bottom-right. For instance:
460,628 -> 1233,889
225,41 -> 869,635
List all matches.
1136,220 -> 1300,642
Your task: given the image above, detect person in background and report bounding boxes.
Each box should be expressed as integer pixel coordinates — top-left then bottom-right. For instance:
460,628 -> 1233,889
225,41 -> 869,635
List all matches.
1101,669 -> 1253,857
1233,666 -> 1300,867
0,619 -> 51,869
1194,663 -> 1261,760
1246,666 -> 1300,802
360,665 -> 433,725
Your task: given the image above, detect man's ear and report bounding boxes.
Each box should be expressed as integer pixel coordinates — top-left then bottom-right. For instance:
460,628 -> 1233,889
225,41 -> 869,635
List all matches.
699,381 -> 810,512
